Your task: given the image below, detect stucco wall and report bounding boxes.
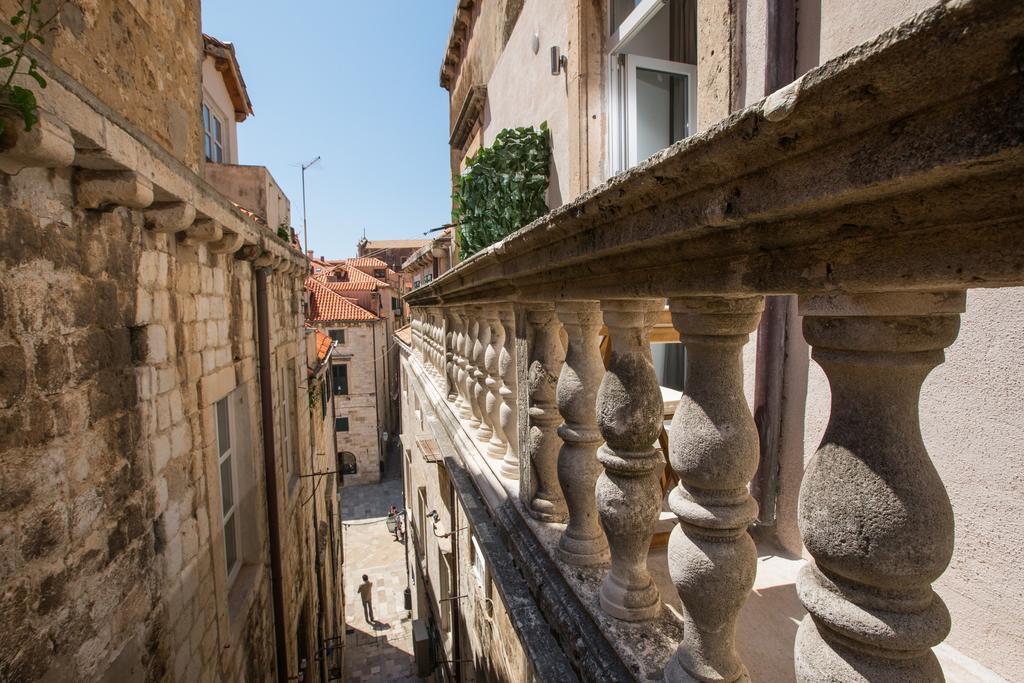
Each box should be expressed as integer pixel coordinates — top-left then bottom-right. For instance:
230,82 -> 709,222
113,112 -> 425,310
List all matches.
484,0 -> 572,207
796,289 -> 1024,678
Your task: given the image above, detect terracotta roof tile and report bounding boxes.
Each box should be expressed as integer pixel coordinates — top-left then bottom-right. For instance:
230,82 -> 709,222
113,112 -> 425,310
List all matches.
314,330 -> 332,362
348,256 -> 389,269
305,278 -> 378,322
395,324 -> 412,347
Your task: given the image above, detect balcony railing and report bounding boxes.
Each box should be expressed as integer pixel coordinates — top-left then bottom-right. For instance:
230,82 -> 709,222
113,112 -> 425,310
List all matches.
404,1 -> 1023,680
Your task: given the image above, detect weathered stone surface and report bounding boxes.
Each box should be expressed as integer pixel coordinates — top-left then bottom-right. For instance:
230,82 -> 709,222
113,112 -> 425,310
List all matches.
554,301 -> 609,566
664,296 -> 763,683
595,299 -> 663,621
794,291 -> 963,682
526,304 -> 567,522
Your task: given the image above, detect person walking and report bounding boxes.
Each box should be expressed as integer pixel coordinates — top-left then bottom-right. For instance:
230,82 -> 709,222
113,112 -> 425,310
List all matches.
358,574 -> 374,623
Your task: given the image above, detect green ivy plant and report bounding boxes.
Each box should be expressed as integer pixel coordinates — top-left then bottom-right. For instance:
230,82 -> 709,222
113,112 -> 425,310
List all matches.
452,122 -> 551,257
0,0 -> 64,137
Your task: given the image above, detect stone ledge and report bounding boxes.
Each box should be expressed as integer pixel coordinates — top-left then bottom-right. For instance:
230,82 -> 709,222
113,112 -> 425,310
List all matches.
408,0 -> 1024,305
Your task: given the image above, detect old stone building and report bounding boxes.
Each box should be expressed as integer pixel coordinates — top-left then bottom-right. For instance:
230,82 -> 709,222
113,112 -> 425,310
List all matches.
404,228 -> 456,292
305,276 -> 391,486
0,4 -> 342,681
400,0 -> 1024,681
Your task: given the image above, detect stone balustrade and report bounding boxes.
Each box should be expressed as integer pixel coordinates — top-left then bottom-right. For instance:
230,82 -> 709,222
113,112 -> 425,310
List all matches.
400,3 -> 1024,680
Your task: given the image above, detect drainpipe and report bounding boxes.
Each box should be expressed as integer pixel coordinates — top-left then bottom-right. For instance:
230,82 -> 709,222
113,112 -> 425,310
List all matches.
256,267 -> 289,682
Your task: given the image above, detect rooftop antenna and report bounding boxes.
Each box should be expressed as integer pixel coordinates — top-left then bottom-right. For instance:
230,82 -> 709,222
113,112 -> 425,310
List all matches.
301,156 -> 321,257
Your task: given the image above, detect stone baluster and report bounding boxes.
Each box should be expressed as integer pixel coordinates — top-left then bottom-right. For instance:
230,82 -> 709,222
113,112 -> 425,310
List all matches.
465,312 -> 484,429
444,310 -> 456,400
473,307 -> 494,443
498,306 -> 520,480
555,301 -> 609,566
449,310 -> 465,406
664,296 -> 763,683
794,291 -> 962,682
595,299 -> 663,621
435,310 -> 446,389
412,314 -> 422,361
455,309 -> 473,420
526,304 -> 567,522
485,309 -> 509,458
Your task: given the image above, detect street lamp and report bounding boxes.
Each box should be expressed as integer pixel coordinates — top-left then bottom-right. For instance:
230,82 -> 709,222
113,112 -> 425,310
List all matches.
301,156 -> 321,257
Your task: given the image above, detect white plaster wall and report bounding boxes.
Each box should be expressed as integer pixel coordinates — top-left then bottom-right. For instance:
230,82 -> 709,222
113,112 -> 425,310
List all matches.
801,288 -> 1024,678
201,56 -> 239,164
483,0 -> 571,208
798,0 -> 936,76
740,0 -> 768,108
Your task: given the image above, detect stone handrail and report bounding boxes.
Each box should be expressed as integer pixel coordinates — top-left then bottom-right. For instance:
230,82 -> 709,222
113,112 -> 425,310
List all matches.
403,2 -> 1024,681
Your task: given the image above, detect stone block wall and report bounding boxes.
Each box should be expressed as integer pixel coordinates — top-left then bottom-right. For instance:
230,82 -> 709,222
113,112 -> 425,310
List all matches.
331,321 -> 386,486
0,161 -> 313,680
0,0 -> 204,171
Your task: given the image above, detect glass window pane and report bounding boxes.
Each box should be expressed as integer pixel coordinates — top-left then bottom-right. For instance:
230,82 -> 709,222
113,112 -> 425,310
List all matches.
204,134 -> 212,161
214,117 -> 223,143
220,455 -> 234,515
224,513 -> 238,571
203,104 -> 210,130
635,68 -> 689,162
216,398 -> 230,455
611,0 -> 642,35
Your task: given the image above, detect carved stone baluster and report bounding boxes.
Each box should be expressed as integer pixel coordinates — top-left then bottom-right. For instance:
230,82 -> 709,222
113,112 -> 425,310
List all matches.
485,310 -> 508,458
466,312 -> 484,429
455,309 -> 473,420
595,299 -> 663,621
664,296 -> 763,683
474,306 -> 494,443
498,306 -> 520,479
411,314 -> 420,360
444,310 -> 456,400
555,301 -> 609,566
794,291 -> 962,682
526,305 -> 567,522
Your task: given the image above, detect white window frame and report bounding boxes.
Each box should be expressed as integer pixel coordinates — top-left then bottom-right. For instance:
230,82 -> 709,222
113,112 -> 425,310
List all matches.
203,102 -> 227,163
624,54 -> 698,168
607,0 -> 700,175
608,0 -> 666,50
280,362 -> 298,484
215,396 -> 241,585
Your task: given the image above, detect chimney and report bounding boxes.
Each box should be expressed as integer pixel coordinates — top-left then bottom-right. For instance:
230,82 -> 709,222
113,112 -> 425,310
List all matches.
306,250 -> 314,258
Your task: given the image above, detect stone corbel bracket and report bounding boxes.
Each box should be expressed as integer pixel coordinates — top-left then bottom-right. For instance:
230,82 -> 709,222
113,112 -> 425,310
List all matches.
0,111 -> 76,175
76,170 -> 155,211
182,217 -> 223,245
208,230 -> 244,255
0,54 -> 309,278
145,201 -> 196,233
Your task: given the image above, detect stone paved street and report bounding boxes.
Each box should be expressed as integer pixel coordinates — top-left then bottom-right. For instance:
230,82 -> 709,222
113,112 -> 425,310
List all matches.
342,458 -> 419,682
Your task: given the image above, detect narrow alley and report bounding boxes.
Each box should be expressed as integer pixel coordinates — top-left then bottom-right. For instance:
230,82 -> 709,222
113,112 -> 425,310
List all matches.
341,449 -> 418,683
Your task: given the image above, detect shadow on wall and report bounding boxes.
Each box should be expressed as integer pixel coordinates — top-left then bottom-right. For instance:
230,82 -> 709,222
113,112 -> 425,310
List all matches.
735,570 -> 805,682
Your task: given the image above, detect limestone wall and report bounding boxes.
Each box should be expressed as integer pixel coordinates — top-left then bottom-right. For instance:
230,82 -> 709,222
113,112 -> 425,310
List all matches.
331,321 -> 385,486
0,162 -> 314,679
0,0 -> 204,171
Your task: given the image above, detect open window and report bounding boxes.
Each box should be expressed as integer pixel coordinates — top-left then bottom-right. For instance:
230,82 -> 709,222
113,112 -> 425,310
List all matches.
608,0 -> 698,173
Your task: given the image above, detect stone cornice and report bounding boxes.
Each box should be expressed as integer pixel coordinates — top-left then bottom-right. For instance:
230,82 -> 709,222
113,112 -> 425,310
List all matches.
439,0 -> 476,90
409,0 -> 1024,307
0,37 -> 306,276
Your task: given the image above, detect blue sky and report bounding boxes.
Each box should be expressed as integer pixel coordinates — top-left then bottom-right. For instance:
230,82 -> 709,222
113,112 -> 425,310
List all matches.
201,2 -> 455,259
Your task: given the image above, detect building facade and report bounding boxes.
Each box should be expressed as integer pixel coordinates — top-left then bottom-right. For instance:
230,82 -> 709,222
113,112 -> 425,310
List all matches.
399,0 -> 1024,681
306,277 -> 391,486
0,6 -> 341,681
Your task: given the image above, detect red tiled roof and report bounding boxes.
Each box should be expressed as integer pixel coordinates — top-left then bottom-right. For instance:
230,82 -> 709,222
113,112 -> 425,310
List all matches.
314,329 -> 332,362
313,263 -> 389,291
348,256 -> 389,269
305,278 -> 378,322
394,324 -> 412,346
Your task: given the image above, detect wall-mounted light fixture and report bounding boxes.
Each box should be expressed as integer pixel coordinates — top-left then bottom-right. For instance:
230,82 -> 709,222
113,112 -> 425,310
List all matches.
531,32 -> 540,54
550,46 -> 567,75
